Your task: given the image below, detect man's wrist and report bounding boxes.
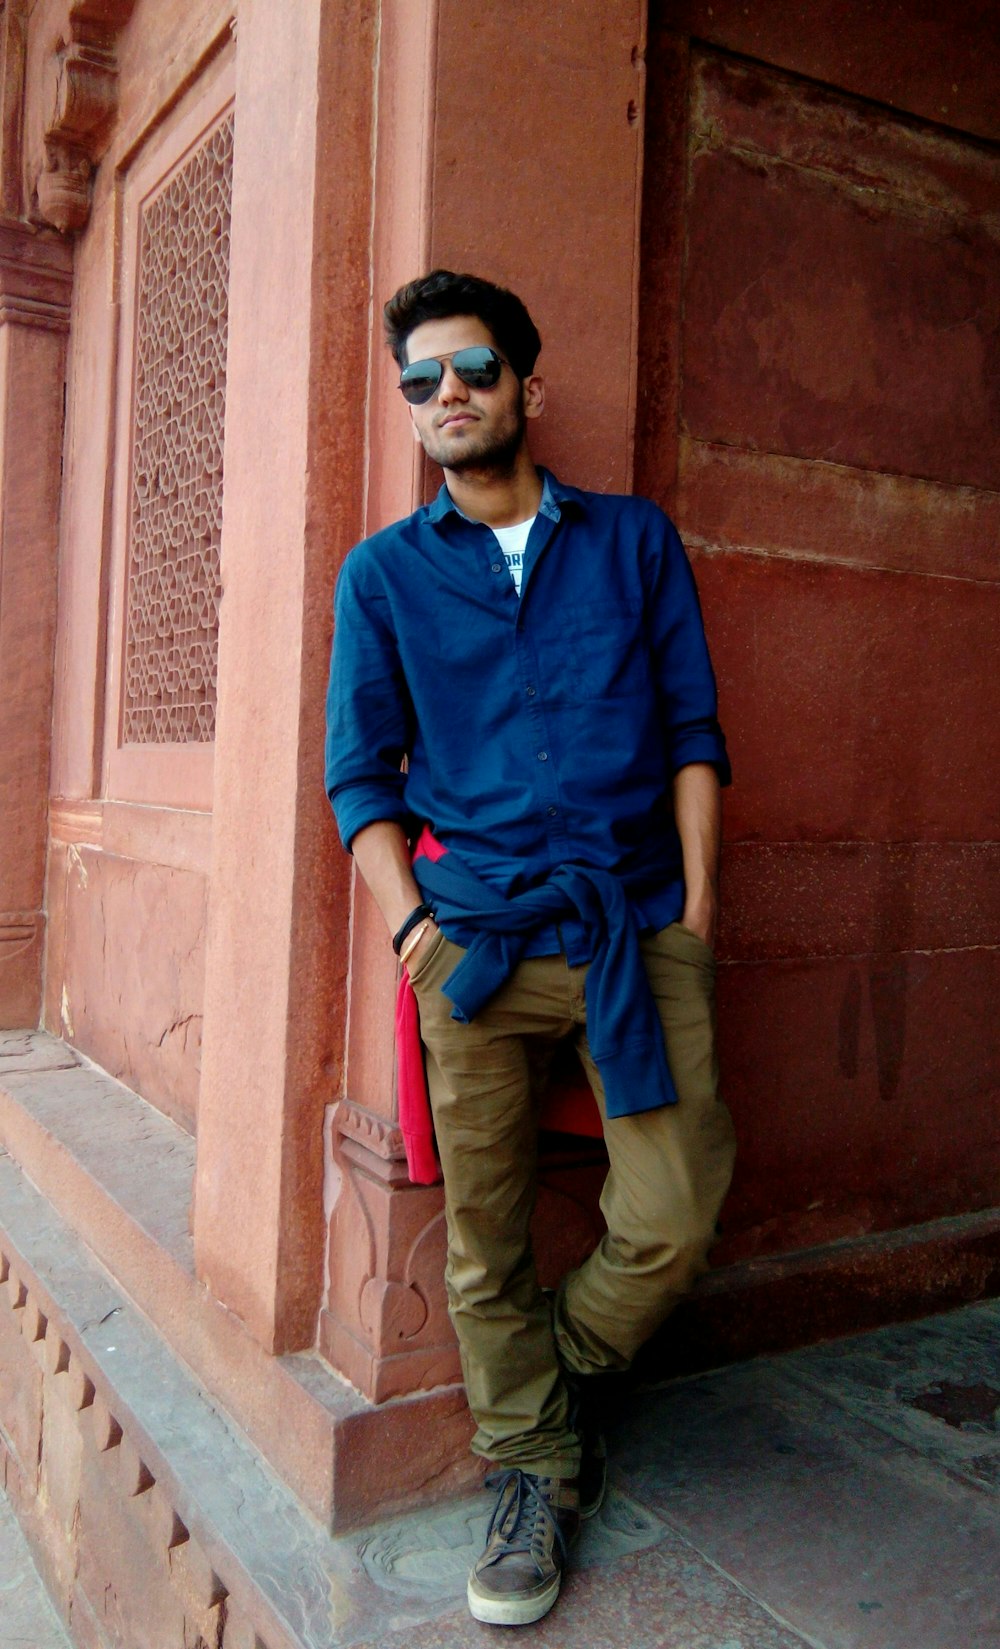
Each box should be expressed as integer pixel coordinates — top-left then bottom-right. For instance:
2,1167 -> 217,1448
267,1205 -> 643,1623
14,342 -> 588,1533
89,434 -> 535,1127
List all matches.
392,902 -> 435,955
681,887 -> 718,944
400,914 -> 441,969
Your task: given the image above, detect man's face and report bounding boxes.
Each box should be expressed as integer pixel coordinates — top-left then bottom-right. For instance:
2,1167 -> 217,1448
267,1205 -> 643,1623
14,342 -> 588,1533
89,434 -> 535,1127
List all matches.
401,315 -> 542,474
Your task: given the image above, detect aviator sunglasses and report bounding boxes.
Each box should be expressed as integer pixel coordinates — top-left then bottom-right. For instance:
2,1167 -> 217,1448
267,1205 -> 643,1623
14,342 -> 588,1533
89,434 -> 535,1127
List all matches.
398,345 -> 509,406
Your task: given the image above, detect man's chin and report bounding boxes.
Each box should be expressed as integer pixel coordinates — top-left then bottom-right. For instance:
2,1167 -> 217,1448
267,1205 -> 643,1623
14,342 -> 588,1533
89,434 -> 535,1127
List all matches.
430,434 -> 523,476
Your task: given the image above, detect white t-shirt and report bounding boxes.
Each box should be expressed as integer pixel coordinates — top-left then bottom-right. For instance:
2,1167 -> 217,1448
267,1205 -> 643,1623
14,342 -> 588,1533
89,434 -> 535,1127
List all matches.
490,518 -> 535,596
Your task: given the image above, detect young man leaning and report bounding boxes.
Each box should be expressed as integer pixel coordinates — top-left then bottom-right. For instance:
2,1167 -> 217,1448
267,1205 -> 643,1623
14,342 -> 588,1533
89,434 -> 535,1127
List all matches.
325,269 -> 736,1627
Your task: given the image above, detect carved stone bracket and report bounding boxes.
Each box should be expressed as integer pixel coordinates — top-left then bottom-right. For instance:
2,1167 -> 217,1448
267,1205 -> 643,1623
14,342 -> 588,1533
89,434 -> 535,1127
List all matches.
34,0 -> 137,233
322,1098 -> 609,1404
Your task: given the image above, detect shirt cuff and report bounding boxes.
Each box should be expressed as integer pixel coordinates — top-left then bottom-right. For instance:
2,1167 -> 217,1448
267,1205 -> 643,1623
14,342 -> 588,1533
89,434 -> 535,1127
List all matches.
669,732 -> 732,788
331,786 -> 412,852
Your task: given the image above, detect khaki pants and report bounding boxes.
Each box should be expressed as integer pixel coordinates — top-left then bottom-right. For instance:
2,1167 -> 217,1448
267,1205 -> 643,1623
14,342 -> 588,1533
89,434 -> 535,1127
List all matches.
408,921 -> 736,1480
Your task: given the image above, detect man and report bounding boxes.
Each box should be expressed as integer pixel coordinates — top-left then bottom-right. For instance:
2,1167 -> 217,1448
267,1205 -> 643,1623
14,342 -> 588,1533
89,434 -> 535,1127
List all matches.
326,270 -> 736,1627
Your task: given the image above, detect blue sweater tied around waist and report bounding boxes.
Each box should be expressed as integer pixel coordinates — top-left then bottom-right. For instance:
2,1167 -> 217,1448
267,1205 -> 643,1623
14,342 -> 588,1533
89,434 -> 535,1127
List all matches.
412,852 -> 680,1120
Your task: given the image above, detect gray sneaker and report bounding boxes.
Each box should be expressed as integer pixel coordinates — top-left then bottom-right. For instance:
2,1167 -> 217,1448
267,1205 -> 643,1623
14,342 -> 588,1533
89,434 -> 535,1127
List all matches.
467,1469 -> 580,1626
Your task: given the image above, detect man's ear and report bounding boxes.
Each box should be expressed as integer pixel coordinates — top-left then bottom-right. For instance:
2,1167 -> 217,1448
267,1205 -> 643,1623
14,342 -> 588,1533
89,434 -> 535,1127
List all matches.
523,372 -> 545,421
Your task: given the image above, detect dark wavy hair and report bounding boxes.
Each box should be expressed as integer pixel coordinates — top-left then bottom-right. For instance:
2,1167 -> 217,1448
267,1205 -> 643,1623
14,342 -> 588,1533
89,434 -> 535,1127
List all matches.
383,269 -> 542,379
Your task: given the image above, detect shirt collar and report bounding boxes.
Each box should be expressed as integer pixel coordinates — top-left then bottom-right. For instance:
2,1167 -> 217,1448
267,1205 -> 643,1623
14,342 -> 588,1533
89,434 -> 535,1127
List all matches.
426,467 -> 588,527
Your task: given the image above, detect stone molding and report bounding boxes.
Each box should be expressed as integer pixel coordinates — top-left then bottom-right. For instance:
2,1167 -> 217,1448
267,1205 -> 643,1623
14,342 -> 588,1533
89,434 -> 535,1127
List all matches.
0,913 -> 39,960
0,217 -> 72,327
47,799 -> 104,848
333,1097 -> 407,1164
33,0 -> 138,233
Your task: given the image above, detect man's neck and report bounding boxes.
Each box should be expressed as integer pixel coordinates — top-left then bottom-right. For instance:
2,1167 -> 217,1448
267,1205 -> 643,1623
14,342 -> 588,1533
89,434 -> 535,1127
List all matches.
443,449 -> 543,528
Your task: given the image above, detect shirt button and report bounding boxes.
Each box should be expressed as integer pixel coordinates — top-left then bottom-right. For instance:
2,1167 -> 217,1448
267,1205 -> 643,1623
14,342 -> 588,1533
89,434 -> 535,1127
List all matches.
537,750 -> 548,762
491,563 -> 503,573
547,806 -> 558,817
526,686 -> 536,697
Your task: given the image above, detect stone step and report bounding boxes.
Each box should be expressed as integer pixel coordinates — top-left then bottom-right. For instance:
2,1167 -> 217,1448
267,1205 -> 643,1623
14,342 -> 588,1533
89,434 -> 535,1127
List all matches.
0,1146 -> 335,1646
0,1029 -> 474,1530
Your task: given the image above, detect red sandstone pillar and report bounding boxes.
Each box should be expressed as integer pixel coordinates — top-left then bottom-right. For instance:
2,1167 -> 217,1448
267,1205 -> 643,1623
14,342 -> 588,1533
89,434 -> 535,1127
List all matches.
0,225 -> 72,1027
192,0 -> 374,1353
320,0 -> 649,1401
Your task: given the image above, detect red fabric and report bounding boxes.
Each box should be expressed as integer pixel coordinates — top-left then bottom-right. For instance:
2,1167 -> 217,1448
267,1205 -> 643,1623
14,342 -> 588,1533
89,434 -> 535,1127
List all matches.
412,823 -> 447,864
395,968 -> 441,1184
395,828 -> 602,1184
540,1078 -> 603,1138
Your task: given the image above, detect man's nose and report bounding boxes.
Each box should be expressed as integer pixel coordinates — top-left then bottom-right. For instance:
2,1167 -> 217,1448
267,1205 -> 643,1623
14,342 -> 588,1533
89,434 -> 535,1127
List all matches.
437,363 -> 470,404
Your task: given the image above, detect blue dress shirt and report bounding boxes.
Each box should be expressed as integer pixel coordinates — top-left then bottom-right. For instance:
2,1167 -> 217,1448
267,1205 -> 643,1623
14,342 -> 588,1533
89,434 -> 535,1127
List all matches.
325,470 -> 730,966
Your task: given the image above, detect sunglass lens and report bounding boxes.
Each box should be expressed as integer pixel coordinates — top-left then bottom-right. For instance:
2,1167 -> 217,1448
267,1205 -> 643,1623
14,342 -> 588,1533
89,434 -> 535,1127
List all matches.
399,360 -> 443,404
453,347 -> 503,388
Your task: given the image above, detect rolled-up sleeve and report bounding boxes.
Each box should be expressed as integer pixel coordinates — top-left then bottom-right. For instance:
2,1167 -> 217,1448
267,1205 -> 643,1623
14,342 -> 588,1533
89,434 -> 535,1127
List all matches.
644,511 -> 732,787
325,554 -> 414,850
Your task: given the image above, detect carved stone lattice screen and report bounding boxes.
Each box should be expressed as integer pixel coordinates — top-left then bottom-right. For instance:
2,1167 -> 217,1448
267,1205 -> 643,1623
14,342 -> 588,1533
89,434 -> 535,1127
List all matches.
122,112 -> 234,744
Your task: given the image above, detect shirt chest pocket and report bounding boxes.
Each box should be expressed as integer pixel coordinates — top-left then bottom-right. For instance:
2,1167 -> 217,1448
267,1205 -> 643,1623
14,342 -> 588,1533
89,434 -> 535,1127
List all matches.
531,599 -> 650,702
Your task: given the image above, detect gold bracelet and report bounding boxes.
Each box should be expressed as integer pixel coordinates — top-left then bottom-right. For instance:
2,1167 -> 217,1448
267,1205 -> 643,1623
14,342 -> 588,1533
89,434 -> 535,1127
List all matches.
399,919 -> 431,966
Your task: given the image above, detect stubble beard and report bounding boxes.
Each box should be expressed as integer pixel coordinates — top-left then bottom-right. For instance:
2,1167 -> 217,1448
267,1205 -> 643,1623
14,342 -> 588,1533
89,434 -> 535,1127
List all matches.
422,401 -> 526,478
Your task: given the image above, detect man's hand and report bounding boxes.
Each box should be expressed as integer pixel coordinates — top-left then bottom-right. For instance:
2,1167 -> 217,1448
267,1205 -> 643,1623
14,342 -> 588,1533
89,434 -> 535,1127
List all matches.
672,763 -> 722,948
680,889 -> 718,949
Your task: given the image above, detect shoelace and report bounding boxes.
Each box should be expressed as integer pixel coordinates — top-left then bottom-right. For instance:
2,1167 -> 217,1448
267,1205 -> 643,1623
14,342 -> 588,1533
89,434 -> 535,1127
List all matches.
483,1469 -> 571,1563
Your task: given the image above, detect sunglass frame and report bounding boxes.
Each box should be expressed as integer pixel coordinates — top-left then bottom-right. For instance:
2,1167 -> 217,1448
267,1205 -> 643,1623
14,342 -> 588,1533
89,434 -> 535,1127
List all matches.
398,346 -> 508,405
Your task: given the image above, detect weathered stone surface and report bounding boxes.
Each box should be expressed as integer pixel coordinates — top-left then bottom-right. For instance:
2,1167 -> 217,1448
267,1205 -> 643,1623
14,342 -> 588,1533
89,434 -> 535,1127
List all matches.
56,849 -> 206,1131
656,0 -> 1000,143
0,1029 -> 80,1074
698,550 -> 1000,845
0,238 -> 71,1029
0,320 -> 69,908
683,67 -> 1000,490
0,1485 -> 73,1648
40,1367 -> 84,1535
0,916 -> 46,1031
0,1054 -> 195,1267
0,1262 -> 42,1484
618,1303 -> 1000,1649
717,950 -> 1000,1256
678,437 -> 1000,583
717,842 -> 1000,963
0,1149 -> 481,1638
76,1448 -> 191,1649
656,1210 -> 1000,1375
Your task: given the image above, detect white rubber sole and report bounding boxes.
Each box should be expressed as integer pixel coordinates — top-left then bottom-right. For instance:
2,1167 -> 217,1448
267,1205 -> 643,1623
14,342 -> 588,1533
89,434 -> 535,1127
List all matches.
467,1571 -> 562,1626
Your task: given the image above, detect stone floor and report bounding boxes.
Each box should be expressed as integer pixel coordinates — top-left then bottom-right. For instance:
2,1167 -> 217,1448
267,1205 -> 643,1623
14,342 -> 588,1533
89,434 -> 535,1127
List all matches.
343,1297 -> 1000,1649
3,1297 -> 998,1648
